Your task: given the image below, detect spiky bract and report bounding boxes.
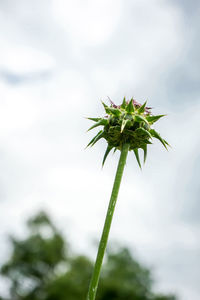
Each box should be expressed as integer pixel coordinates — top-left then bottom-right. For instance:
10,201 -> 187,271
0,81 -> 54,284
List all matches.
87,98 -> 169,167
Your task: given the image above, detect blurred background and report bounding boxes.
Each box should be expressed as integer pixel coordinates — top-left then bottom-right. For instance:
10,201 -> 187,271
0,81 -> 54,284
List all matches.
0,0 -> 199,299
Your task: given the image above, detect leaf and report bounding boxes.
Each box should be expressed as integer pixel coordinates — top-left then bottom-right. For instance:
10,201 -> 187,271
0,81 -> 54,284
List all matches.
146,115 -> 166,123
87,119 -> 107,131
126,99 -> 134,113
102,101 -> 109,111
121,97 -> 127,109
105,107 -> 121,117
138,101 -> 147,114
134,115 -> 148,124
121,119 -> 129,132
91,131 -> 104,147
164,139 -> 171,147
86,130 -> 103,148
101,101 -> 121,116
150,129 -> 168,150
135,127 -> 152,139
142,144 -> 147,163
87,117 -> 102,122
133,148 -> 142,169
102,145 -> 113,167
86,132 -> 100,148
144,140 -> 152,144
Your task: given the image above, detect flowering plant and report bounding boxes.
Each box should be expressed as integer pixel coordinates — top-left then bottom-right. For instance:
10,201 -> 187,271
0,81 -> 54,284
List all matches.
87,98 -> 168,168
86,98 -> 169,300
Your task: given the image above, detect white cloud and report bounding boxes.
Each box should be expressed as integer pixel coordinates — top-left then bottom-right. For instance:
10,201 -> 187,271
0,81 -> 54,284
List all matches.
0,45 -> 55,74
52,0 -> 122,46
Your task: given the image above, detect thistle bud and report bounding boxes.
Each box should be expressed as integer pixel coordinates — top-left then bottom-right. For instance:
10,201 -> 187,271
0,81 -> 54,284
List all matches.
87,98 -> 169,167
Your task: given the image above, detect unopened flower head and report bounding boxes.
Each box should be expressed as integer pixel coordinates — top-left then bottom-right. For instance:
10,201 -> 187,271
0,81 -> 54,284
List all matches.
87,98 -> 169,168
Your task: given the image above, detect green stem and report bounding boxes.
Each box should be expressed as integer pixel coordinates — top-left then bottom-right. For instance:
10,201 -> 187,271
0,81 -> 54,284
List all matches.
86,143 -> 130,300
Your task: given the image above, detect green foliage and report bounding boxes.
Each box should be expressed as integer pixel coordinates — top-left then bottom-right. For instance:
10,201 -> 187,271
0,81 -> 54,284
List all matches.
87,98 -> 169,167
0,212 -> 177,300
97,248 -> 151,300
1,212 -> 67,300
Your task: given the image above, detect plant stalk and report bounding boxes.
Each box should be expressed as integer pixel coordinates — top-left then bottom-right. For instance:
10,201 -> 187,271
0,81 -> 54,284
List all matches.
86,143 -> 130,300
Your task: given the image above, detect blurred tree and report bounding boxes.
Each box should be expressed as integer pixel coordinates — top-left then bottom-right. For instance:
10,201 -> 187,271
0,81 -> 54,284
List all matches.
1,212 -> 67,300
97,248 -> 176,300
0,212 -> 177,300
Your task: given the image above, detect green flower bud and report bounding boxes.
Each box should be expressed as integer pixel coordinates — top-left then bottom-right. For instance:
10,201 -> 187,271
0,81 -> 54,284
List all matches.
87,98 -> 169,167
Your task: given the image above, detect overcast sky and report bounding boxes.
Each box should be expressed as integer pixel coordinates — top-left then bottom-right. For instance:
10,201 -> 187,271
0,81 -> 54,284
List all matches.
0,0 -> 200,299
